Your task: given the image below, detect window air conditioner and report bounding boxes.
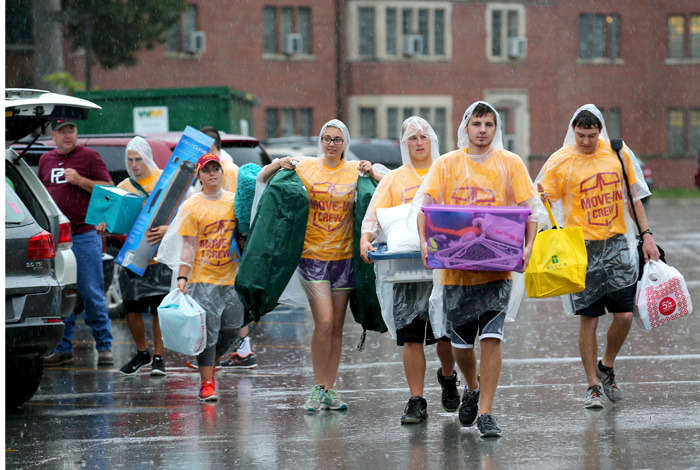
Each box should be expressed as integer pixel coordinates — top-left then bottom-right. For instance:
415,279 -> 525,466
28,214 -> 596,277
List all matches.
507,37 -> 527,59
402,34 -> 424,57
185,31 -> 206,54
283,33 -> 303,55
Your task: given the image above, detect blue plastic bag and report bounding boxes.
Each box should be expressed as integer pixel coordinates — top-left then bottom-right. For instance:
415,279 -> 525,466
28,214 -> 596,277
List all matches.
157,289 -> 207,355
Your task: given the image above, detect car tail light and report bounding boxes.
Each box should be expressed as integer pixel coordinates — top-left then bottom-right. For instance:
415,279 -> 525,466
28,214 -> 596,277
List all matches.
27,230 -> 56,260
58,220 -> 72,249
643,165 -> 653,180
45,318 -> 62,323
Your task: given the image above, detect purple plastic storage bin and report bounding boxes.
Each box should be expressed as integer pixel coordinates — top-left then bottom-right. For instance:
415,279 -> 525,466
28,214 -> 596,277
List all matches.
422,204 -> 531,271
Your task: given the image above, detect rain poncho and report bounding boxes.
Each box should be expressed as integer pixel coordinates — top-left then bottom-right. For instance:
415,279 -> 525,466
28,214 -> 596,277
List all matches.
361,116 -> 440,338
411,101 -> 546,334
117,137 -> 172,300
253,119 -> 388,303
536,104 -> 649,314
155,188 -> 244,348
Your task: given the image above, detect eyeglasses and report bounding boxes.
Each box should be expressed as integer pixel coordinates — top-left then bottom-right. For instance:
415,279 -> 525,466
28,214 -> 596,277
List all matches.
321,136 -> 344,145
200,166 -> 222,174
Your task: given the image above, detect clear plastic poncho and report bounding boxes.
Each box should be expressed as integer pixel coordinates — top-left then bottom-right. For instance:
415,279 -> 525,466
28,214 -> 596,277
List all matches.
125,136 -> 161,185
410,101 -> 546,336
252,119 -> 388,305
535,104 -> 649,314
361,116 -> 440,338
155,179 -> 244,348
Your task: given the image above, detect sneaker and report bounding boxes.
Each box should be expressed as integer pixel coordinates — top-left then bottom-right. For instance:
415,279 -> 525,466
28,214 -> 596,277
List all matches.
584,385 -> 605,408
119,352 -> 151,375
44,352 -> 74,366
596,361 -> 624,402
150,355 -> 166,376
458,386 -> 480,427
476,413 -> 502,438
437,368 -> 460,412
401,396 -> 428,424
198,381 -> 218,402
303,384 -> 325,412
220,352 -> 258,369
322,389 -> 348,411
186,359 -> 222,371
97,350 -> 114,365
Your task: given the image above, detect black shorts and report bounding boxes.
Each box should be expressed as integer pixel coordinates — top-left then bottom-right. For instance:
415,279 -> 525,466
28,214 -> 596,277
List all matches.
123,295 -> 166,316
450,310 -> 505,348
576,284 -> 636,318
396,315 -> 449,346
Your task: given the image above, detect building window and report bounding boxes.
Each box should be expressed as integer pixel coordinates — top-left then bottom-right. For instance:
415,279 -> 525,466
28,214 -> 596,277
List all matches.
5,0 -> 32,45
263,6 -> 312,56
579,13 -> 620,60
597,107 -> 621,139
349,96 -> 453,150
668,108 -> 700,155
166,4 -> 198,53
487,5 -> 526,61
667,14 -> 700,60
265,108 -> 313,138
350,2 -> 451,61
266,109 -> 280,139
300,109 -> 313,136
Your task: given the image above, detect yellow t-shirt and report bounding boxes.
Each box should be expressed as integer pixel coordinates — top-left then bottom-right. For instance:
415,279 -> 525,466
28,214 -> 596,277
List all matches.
539,140 -> 638,241
422,148 -> 537,286
117,169 -> 162,196
177,191 -> 238,285
221,159 -> 239,193
371,165 -> 426,211
295,158 -> 361,261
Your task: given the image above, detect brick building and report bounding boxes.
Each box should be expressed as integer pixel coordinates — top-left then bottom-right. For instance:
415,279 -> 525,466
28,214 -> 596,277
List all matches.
6,0 -> 700,187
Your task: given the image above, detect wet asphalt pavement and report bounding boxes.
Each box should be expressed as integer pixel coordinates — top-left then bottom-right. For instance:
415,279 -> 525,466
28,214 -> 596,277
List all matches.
5,199 -> 700,469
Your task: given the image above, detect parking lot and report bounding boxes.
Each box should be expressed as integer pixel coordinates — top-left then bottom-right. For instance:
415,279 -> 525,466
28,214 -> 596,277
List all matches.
5,199 -> 700,469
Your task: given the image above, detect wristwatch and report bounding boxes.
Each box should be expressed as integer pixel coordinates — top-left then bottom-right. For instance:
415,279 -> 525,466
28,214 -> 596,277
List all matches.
640,229 -> 653,237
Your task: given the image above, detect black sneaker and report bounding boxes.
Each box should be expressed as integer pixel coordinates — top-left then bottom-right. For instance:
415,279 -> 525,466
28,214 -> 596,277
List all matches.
119,352 -> 151,376
220,353 -> 258,369
476,413 -> 502,438
458,386 -> 480,427
437,368 -> 460,412
401,396 -> 428,424
150,355 -> 166,376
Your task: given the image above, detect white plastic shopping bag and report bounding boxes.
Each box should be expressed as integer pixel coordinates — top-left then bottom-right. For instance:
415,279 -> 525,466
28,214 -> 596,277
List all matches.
157,289 -> 207,355
634,259 -> 693,331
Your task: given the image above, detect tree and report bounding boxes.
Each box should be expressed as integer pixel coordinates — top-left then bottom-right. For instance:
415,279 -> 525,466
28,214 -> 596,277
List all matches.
63,0 -> 186,69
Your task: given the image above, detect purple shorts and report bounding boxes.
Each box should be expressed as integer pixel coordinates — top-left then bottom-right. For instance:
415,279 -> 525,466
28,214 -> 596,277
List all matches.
298,258 -> 355,290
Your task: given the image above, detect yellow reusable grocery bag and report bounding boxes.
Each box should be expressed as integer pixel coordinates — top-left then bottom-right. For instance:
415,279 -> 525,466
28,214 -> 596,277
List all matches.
525,199 -> 588,298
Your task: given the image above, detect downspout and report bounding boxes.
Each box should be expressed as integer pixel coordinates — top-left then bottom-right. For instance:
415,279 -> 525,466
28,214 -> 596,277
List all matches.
335,0 -> 343,120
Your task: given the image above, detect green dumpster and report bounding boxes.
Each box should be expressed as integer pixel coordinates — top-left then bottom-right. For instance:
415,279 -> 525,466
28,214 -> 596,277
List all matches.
74,86 -> 258,135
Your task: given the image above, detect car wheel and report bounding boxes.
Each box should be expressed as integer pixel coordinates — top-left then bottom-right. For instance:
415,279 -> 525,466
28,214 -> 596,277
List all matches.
106,245 -> 124,317
6,358 -> 44,409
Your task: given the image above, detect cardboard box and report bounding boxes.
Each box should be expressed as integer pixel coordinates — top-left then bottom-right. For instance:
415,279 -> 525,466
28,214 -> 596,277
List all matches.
85,185 -> 144,235
422,204 -> 530,271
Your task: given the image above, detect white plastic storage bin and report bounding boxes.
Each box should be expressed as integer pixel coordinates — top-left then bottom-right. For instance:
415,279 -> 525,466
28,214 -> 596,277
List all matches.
368,244 -> 432,283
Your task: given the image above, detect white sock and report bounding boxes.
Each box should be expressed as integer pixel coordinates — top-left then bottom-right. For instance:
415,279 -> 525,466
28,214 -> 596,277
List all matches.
236,337 -> 252,357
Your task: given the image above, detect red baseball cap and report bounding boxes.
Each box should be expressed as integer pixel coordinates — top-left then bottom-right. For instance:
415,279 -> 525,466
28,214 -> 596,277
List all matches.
196,153 -> 221,172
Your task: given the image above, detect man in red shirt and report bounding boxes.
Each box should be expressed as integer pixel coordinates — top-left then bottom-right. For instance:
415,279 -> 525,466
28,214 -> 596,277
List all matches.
40,119 -> 115,366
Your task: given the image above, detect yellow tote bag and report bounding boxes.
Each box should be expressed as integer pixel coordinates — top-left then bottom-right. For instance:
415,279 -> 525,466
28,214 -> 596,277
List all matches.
525,200 -> 588,298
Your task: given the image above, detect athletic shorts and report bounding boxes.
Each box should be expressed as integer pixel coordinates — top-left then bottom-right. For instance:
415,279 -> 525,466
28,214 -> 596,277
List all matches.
396,314 -> 450,346
124,295 -> 165,315
450,310 -> 506,349
576,284 -> 636,318
298,258 -> 354,290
